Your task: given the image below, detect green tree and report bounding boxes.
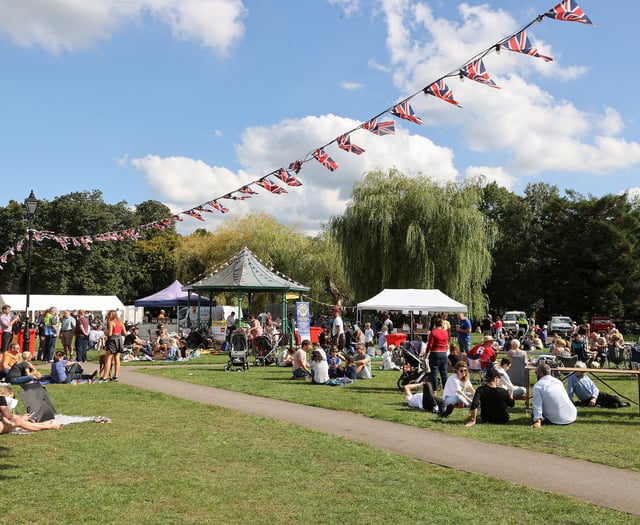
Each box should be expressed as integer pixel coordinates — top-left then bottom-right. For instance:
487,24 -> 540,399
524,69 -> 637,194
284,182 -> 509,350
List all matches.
330,170 -> 495,319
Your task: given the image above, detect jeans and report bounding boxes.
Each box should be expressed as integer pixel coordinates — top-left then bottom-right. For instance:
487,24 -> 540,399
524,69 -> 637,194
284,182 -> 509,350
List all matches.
75,335 -> 89,362
444,393 -> 471,408
44,335 -> 57,361
10,375 -> 36,385
428,352 -> 448,391
458,339 -> 470,355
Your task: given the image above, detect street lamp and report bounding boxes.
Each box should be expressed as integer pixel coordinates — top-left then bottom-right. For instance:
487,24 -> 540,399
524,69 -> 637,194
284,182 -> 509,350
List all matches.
23,190 -> 39,353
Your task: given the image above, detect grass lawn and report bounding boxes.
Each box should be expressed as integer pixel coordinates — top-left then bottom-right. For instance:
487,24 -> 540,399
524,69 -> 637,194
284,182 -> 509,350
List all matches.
131,353 -> 640,472
2,382 -> 638,524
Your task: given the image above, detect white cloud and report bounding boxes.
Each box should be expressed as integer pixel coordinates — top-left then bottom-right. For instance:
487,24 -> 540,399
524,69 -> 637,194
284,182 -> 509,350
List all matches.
0,0 -> 246,54
376,1 -> 640,181
327,0 -> 362,17
464,166 -> 516,190
130,113 -> 458,233
340,81 -> 364,90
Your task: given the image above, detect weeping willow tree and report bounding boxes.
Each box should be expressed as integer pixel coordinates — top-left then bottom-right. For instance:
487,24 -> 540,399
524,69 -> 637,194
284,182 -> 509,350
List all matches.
330,169 -> 495,319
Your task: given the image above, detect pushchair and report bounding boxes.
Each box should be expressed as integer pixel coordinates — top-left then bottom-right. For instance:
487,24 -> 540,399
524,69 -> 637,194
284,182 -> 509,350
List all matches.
253,334 -> 276,366
225,330 -> 250,371
396,340 -> 429,390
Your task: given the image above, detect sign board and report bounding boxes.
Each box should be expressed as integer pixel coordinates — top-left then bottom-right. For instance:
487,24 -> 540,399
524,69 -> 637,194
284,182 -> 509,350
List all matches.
296,302 -> 310,341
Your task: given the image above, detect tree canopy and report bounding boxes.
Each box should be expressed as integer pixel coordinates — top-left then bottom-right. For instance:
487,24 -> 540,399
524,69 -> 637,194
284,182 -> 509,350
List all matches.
330,169 -> 495,319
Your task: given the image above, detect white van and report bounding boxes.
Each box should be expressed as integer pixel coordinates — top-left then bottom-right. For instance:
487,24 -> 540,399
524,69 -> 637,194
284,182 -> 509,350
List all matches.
503,311 -> 526,333
179,306 -> 239,342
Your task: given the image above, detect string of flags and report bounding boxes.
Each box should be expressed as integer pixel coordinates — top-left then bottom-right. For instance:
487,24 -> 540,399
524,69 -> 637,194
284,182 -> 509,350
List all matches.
0,1 -> 592,270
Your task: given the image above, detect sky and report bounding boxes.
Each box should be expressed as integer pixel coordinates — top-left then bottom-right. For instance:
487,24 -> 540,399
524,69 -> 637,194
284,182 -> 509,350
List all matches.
0,0 -> 638,237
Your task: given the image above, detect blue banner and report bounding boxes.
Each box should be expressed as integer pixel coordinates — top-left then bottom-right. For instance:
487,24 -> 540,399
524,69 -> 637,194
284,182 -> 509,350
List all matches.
296,302 -> 311,341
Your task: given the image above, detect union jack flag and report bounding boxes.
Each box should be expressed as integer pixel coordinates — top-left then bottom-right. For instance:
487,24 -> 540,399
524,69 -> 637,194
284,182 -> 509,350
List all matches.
390,102 -> 424,125
275,168 -> 303,186
289,160 -> 303,173
312,148 -> 339,171
337,133 -> 365,155
186,209 -> 205,221
256,179 -> 288,194
544,0 -> 592,25
194,205 -> 213,214
239,186 -> 257,195
209,200 -> 229,213
222,193 -> 251,201
173,214 -> 184,222
15,239 -> 23,252
501,31 -> 553,62
424,80 -> 462,107
362,118 -> 395,136
460,59 -> 500,89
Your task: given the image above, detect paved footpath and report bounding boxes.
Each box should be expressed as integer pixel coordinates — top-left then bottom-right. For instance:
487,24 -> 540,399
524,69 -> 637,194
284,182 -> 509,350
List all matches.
104,365 -> 640,516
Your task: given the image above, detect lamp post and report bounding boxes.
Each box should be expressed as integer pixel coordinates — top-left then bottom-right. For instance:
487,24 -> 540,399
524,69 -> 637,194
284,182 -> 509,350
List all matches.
23,190 -> 39,354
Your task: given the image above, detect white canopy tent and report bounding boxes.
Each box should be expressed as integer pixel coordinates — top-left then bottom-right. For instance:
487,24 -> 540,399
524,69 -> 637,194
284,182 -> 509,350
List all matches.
357,289 -> 467,313
357,289 -> 467,338
0,294 -> 125,321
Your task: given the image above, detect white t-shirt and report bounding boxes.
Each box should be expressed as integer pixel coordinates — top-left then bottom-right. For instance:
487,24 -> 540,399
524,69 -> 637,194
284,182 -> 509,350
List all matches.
443,375 -> 472,398
406,394 -> 423,410
364,328 -> 374,343
311,360 -> 329,384
332,316 -> 344,337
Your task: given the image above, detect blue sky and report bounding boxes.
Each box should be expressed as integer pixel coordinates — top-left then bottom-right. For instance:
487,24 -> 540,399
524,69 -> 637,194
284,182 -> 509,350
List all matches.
0,0 -> 638,236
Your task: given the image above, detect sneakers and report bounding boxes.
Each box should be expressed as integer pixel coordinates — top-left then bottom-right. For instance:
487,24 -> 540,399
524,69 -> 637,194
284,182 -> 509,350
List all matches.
619,402 -> 630,408
439,404 -> 454,418
111,377 -> 118,382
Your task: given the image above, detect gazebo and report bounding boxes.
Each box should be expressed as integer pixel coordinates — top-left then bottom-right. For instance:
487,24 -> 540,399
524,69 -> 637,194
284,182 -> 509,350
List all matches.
184,247 -> 310,336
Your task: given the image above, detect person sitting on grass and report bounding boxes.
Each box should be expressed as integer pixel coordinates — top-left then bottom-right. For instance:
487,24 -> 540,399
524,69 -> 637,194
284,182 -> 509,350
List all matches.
310,350 -> 329,385
380,344 -> 400,371
1,342 -> 21,382
440,361 -> 475,418
465,367 -> 515,427
566,361 -> 630,409
292,340 -> 312,379
0,386 -> 63,433
404,381 -> 444,415
327,346 -> 344,378
344,355 -> 358,381
354,344 -> 372,379
277,347 -> 294,367
7,352 -> 41,385
531,362 -> 577,428
50,351 -> 97,384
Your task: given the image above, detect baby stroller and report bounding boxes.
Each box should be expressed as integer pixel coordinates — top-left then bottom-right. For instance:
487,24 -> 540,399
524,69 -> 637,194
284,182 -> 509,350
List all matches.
225,330 -> 250,371
253,334 -> 276,366
396,340 -> 429,390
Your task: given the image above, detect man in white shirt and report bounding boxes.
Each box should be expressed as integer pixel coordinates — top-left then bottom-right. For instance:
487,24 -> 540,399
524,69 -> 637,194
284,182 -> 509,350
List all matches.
531,362 -> 577,428
331,307 -> 345,351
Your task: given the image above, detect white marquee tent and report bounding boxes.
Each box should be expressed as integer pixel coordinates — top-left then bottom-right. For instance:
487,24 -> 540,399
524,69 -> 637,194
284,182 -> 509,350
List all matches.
0,294 -> 125,320
357,289 -> 467,313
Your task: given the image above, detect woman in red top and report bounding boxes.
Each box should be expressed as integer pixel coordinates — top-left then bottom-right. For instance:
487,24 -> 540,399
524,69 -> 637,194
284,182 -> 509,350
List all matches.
98,310 -> 125,382
427,317 -> 449,391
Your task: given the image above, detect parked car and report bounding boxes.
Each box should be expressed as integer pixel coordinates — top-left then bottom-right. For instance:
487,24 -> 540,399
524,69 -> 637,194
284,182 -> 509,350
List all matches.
589,316 -> 614,334
548,316 -> 572,335
503,311 -> 526,334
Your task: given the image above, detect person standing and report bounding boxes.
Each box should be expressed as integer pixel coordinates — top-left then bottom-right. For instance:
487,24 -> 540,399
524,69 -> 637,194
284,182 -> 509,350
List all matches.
0,305 -> 21,353
74,310 -> 90,362
225,311 -> 236,343
43,307 -> 59,363
455,312 -> 472,355
331,307 -> 345,351
59,310 -> 76,358
531,363 -> 577,428
98,310 -> 125,382
426,318 -> 449,391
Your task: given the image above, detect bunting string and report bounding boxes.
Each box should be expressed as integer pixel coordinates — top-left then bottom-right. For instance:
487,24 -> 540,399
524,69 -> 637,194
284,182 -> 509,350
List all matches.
0,1 -> 593,270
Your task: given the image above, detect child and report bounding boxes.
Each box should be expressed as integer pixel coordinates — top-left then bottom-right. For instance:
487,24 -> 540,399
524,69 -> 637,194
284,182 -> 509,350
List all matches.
380,344 -> 400,371
344,355 -> 358,381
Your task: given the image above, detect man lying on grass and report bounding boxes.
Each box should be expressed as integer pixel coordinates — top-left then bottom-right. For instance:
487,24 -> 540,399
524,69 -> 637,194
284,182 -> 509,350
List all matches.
0,386 -> 63,433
